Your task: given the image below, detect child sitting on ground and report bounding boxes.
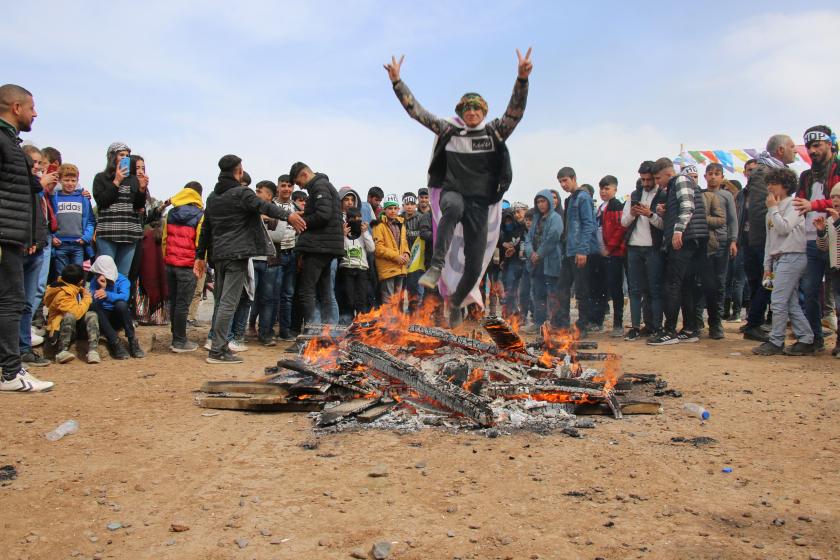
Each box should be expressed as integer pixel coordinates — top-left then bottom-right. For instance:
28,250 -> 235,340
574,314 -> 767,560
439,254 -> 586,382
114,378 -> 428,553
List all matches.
43,263 -> 100,364
89,255 -> 145,360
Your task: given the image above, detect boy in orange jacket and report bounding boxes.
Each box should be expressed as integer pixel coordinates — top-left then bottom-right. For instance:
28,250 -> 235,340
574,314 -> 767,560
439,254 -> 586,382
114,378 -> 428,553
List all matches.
43,263 -> 100,364
372,194 -> 409,304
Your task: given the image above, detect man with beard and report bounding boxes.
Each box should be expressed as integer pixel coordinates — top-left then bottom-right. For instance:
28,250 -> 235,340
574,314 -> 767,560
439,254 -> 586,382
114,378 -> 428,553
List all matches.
0,84 -> 54,392
384,48 -> 532,326
417,187 -> 431,214
792,125 -> 839,351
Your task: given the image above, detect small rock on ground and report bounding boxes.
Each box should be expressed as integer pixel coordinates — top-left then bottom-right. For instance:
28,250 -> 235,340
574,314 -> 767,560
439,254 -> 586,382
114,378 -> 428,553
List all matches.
372,540 -> 392,559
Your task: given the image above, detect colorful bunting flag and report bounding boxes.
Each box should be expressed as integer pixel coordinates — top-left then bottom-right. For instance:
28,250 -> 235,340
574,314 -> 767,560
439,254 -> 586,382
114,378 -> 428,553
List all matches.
744,148 -> 759,159
688,151 -> 706,163
731,149 -> 751,162
714,150 -> 735,172
700,151 -> 719,163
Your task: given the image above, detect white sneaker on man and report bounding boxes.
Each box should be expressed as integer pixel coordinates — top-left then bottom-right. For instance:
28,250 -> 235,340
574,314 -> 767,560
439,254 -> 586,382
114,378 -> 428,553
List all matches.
0,368 -> 54,393
228,340 -> 249,353
204,338 -> 212,351
31,332 -> 44,347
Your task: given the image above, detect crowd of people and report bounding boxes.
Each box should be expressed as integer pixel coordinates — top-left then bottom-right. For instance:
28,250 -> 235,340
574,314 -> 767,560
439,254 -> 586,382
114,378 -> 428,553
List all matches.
1,64 -> 838,392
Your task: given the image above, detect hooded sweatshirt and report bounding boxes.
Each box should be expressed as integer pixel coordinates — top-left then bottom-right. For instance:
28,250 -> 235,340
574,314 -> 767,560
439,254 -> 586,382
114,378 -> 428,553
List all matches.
372,213 -> 409,280
524,189 -> 565,276
52,187 -> 95,245
89,255 -> 130,311
162,187 -> 204,267
44,278 -> 93,335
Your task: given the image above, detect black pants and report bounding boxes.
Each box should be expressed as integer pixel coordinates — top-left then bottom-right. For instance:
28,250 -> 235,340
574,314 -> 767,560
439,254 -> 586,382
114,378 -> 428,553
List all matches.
744,244 -> 771,328
166,265 -> 197,345
93,299 -> 136,345
0,244 -> 25,378
589,255 -> 625,328
663,238 -> 708,334
298,253 -> 335,324
337,267 -> 370,322
694,246 -> 726,328
431,191 -> 489,307
556,257 -> 592,330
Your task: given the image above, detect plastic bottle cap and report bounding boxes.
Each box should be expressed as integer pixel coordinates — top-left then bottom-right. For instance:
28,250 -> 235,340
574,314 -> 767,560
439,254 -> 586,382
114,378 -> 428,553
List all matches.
722,467 -> 732,473
700,411 -> 710,420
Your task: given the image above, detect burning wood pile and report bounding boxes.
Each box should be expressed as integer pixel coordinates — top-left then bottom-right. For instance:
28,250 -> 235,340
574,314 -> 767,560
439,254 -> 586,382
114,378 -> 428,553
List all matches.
196,301 -> 665,435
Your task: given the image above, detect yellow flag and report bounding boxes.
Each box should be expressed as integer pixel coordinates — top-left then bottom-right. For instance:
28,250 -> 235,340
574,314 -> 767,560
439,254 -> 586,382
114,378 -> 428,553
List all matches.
407,237 -> 426,273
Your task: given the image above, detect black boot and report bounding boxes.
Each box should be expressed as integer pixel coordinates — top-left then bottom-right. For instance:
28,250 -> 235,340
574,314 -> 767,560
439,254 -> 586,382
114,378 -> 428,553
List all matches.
108,341 -> 130,360
722,299 -> 732,321
128,337 -> 146,359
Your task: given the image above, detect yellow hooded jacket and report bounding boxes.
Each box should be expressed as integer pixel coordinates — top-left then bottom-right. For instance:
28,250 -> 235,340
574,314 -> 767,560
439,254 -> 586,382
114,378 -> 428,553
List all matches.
43,279 -> 93,335
372,214 -> 409,280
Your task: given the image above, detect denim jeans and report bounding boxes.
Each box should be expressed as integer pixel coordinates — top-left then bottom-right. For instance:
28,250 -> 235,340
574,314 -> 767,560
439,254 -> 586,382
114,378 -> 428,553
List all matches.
406,269 -> 425,314
53,242 -> 85,276
626,246 -> 664,330
256,264 -> 280,338
209,258 -> 248,353
96,238 -> 136,276
745,244 -> 771,328
248,260 -> 268,331
770,253 -> 813,346
314,258 -> 339,324
502,259 -> 524,316
519,268 -> 532,321
0,245 -> 25,378
557,256 -> 592,330
273,251 -> 296,333
800,241 -> 828,344
36,239 -> 51,313
19,250 -> 44,354
93,299 -> 135,345
531,267 -> 558,326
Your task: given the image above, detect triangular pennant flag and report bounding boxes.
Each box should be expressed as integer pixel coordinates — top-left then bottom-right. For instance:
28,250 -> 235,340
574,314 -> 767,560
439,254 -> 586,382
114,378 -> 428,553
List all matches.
714,150 -> 735,173
795,145 -> 812,165
688,151 -> 706,163
700,151 -> 719,163
744,148 -> 759,159
731,149 -> 751,162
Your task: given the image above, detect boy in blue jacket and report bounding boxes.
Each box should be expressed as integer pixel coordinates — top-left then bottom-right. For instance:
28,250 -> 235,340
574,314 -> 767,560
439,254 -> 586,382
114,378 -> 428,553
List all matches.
89,255 -> 144,360
51,164 -> 95,272
523,189 -> 564,333
556,167 -> 600,334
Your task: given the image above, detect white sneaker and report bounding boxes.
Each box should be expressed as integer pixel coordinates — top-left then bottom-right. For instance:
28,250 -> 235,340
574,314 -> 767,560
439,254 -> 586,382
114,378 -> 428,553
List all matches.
204,339 -> 212,351
0,368 -> 54,393
31,332 -> 44,347
56,350 -> 76,364
87,350 -> 101,364
228,340 -> 249,353
31,326 -> 45,338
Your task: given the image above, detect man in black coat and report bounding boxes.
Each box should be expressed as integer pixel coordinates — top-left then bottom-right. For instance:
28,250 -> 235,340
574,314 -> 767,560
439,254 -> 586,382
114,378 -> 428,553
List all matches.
288,162 -> 344,324
0,84 -> 54,392
195,155 -> 304,364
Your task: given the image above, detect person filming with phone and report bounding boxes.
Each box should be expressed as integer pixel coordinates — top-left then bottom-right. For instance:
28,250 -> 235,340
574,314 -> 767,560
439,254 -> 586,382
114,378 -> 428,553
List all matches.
92,142 -> 146,275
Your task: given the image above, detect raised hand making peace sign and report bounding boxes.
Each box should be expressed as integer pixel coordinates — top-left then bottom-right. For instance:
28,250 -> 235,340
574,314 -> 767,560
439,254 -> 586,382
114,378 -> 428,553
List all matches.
517,47 -> 533,79
384,55 -> 404,83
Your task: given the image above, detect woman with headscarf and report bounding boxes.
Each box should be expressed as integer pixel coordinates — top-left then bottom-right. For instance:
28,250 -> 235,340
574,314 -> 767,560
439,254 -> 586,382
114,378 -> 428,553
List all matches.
92,142 -> 146,275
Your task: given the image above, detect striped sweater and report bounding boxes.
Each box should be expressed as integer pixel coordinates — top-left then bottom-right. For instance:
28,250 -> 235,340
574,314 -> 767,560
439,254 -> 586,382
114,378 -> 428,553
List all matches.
92,172 -> 145,243
816,216 -> 840,269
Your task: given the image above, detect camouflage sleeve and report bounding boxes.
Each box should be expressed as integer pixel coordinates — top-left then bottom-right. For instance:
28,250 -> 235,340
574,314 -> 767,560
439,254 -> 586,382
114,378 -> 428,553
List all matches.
493,77 -> 529,140
392,80 -> 450,136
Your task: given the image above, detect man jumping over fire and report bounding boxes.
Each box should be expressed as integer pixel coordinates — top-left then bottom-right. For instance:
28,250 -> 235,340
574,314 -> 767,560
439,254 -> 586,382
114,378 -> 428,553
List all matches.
384,48 -> 533,326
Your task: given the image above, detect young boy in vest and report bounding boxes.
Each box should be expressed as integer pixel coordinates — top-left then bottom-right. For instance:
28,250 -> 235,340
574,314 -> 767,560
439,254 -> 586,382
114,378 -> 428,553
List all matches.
162,181 -> 204,352
372,194 -> 409,305
51,164 -> 95,273
752,168 -> 814,356
44,263 -> 100,364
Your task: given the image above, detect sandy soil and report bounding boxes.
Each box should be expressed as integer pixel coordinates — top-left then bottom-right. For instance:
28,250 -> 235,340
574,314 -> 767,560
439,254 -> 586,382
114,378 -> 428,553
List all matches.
1,319 -> 838,560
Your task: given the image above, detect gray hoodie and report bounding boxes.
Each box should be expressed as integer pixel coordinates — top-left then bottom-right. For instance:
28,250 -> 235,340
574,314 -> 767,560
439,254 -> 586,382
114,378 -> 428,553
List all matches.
764,196 -> 806,270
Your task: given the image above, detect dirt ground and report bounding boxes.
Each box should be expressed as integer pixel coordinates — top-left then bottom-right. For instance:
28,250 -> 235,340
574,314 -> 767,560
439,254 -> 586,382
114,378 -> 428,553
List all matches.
1,317 -> 838,560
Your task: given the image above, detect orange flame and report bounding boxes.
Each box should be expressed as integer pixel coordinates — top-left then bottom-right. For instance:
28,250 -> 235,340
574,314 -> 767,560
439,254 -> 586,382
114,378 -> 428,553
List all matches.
462,368 -> 484,392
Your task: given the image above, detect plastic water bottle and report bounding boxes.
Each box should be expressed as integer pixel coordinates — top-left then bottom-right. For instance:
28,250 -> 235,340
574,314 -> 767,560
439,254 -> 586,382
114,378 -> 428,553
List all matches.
683,403 -> 710,420
45,420 -> 79,441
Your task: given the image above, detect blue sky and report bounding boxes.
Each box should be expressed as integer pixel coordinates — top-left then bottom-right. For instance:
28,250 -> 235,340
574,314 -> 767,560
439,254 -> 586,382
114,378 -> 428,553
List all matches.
6,1 -> 838,202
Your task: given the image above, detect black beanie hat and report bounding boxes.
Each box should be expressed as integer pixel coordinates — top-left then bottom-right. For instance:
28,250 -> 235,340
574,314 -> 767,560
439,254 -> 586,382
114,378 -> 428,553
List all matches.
218,154 -> 242,172
418,187 -> 429,196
